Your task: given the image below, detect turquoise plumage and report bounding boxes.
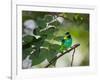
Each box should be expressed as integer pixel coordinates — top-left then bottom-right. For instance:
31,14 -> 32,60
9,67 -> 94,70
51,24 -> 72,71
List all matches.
59,32 -> 72,53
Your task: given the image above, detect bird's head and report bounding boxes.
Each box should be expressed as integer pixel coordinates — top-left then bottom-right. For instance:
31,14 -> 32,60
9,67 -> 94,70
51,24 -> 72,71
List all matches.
67,35 -> 71,39
64,32 -> 71,39
65,32 -> 70,35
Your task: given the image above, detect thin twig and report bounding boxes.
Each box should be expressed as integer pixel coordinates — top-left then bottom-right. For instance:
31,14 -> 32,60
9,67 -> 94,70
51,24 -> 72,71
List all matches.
45,43 -> 80,68
71,48 -> 75,66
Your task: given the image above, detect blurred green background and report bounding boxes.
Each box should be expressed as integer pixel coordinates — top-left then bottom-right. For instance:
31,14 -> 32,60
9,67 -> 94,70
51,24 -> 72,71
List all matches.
22,11 -> 89,68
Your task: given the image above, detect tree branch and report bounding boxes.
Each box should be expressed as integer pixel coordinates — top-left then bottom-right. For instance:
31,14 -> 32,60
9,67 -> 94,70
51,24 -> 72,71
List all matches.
45,43 -> 80,68
71,48 -> 75,66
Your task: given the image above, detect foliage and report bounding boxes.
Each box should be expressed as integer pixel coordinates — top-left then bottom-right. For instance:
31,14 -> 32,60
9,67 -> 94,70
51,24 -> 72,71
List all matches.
22,11 -> 89,68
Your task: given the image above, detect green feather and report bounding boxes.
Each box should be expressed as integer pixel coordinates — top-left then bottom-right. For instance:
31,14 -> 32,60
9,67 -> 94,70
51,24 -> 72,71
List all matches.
59,36 -> 72,53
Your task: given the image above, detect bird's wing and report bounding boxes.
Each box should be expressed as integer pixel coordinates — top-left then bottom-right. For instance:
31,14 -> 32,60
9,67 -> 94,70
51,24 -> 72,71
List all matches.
61,39 -> 65,44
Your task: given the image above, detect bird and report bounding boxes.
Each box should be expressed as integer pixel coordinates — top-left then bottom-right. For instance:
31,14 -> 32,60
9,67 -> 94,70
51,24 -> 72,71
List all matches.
59,32 -> 72,53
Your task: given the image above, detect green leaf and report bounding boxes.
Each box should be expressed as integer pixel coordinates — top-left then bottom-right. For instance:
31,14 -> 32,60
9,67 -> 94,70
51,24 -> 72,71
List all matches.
45,44 -> 60,66
44,15 -> 53,22
42,41 -> 60,62
36,18 -> 46,29
22,36 -> 44,49
22,47 -> 33,60
22,35 -> 33,45
50,21 -> 60,26
54,36 -> 63,41
39,27 -> 57,39
30,48 -> 48,66
33,28 -> 40,35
